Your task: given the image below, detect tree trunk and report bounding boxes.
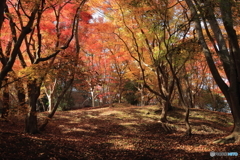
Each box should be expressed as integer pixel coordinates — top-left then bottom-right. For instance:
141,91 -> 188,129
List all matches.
25,80 -> 41,134
1,79 -> 9,118
184,107 -> 191,136
159,100 -> 169,122
39,78 -> 73,131
215,88 -> 240,143
16,80 -> 26,114
0,0 -> 6,30
91,90 -> 94,107
214,95 -> 240,143
118,91 -> 122,103
118,80 -> 122,103
185,0 -> 240,143
47,94 -> 54,112
25,110 -> 38,134
0,4 -> 39,88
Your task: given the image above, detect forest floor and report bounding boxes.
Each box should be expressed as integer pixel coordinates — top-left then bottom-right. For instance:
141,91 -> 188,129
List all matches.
0,104 -> 239,160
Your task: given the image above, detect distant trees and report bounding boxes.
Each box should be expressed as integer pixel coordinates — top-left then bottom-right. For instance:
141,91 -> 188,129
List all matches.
196,89 -> 228,112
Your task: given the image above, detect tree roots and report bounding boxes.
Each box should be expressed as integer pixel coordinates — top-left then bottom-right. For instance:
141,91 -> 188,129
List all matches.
213,133 -> 240,144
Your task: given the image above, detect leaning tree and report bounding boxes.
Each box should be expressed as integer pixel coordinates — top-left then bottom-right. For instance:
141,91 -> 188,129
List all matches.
185,0 -> 240,143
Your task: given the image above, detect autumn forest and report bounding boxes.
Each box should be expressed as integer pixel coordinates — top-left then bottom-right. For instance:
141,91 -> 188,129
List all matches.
0,0 -> 240,159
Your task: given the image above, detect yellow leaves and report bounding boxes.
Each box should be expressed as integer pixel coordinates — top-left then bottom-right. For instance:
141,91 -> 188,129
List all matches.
152,46 -> 159,55
18,64 -> 47,80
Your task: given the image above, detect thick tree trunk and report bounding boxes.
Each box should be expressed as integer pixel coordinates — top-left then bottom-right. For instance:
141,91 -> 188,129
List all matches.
185,0 -> 240,143
159,100 -> 170,122
25,80 -> 41,134
215,89 -> 240,143
17,80 -> 26,114
1,79 -> 9,118
214,99 -> 240,143
25,110 -> 38,134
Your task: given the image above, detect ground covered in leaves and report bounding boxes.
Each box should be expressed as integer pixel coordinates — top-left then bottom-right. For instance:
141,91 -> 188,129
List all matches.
0,105 -> 239,159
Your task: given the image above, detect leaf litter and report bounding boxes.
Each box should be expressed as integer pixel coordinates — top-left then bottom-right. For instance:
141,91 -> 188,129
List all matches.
0,105 -> 239,159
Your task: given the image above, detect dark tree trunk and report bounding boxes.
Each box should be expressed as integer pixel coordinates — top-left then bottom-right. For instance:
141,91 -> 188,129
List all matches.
214,89 -> 240,143
0,0 -> 6,30
0,4 -> 39,87
25,80 -> 41,134
186,0 -> 240,143
1,79 -> 9,118
25,110 -> 38,134
17,79 -> 26,113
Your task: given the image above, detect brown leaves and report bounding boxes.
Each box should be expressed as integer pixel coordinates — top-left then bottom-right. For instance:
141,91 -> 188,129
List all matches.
0,105 -> 239,159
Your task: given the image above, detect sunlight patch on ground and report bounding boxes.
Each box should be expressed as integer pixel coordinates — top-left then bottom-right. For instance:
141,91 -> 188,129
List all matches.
82,123 -> 98,129
167,116 -> 182,122
27,136 -> 47,142
142,117 -> 158,122
109,135 -> 122,138
99,110 -> 137,120
71,127 -> 95,132
58,124 -> 96,134
175,144 -> 213,153
86,107 -> 111,112
61,127 -> 95,134
84,114 -> 99,118
119,122 -> 139,130
62,137 -> 83,142
99,110 -> 123,116
119,122 -> 137,126
108,139 -> 136,150
135,108 -> 149,114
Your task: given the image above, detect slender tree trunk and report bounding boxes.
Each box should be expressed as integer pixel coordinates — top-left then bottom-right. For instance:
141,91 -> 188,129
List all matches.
91,89 -> 94,107
47,94 -> 54,112
140,83 -> 144,106
184,107 -> 191,136
118,79 -> 122,103
40,99 -> 47,111
45,78 -> 57,112
39,78 -> 73,131
118,91 -> 122,103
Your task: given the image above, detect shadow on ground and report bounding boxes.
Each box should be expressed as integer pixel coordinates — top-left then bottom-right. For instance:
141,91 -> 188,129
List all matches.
0,105 -> 238,160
